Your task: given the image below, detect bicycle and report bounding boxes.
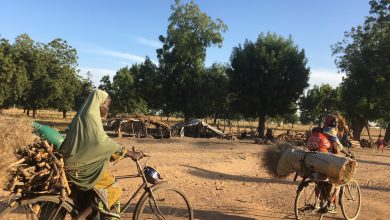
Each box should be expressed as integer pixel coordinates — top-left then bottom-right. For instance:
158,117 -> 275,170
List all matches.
0,149 -> 194,219
293,154 -> 361,220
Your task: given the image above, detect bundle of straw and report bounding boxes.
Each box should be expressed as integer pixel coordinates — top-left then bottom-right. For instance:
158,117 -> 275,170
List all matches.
0,116 -> 36,187
262,143 -> 295,178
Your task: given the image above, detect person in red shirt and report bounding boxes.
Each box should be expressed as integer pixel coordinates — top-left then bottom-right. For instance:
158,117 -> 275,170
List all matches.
307,114 -> 355,214
376,135 -> 387,154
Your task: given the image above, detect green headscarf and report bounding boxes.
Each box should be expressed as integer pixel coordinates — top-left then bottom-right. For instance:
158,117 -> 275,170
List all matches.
60,89 -> 120,190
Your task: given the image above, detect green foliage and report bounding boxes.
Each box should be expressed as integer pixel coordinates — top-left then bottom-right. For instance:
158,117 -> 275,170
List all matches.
101,66 -> 147,115
132,57 -> 163,113
201,63 -> 230,119
45,38 -> 80,115
332,0 -> 390,139
157,0 -> 227,120
282,112 -> 300,126
229,32 -> 310,135
76,72 -> 95,111
299,84 -> 341,125
9,34 -> 81,116
0,37 -> 28,108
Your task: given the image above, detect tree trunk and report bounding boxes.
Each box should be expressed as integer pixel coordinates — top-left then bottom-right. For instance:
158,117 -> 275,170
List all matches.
228,119 -> 232,134
384,123 -> 390,143
365,123 -> 373,147
257,115 -> 266,137
27,109 -> 30,116
32,109 -> 38,118
63,110 -> 67,119
351,119 -> 365,141
213,114 -> 217,125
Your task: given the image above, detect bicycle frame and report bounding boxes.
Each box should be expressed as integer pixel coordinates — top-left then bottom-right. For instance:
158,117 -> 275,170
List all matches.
115,158 -> 167,219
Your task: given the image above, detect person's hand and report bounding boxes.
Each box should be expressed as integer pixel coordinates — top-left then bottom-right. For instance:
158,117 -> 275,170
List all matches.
347,152 -> 355,159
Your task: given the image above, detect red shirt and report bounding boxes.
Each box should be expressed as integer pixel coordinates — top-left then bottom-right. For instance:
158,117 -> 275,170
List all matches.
307,132 -> 331,153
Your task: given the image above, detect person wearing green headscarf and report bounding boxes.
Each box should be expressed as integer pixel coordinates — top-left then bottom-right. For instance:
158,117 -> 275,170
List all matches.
60,89 -> 126,212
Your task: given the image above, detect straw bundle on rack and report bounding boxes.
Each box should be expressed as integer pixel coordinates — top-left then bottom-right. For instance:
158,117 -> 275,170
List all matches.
276,147 -> 357,185
0,116 -> 36,187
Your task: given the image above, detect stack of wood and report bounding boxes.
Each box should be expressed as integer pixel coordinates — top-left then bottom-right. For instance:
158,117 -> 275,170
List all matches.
105,117 -> 171,139
5,141 -> 70,195
276,131 -> 308,146
360,139 -> 373,148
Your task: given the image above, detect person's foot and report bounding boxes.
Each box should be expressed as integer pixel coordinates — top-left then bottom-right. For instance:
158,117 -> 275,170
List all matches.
327,204 -> 337,214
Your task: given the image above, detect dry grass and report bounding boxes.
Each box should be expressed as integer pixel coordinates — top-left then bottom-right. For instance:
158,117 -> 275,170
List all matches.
2,108 -> 385,139
0,115 -> 37,188
261,143 -> 294,178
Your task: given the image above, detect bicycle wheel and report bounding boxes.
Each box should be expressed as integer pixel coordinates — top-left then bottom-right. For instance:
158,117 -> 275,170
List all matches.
295,181 -> 327,220
134,183 -> 193,220
0,195 -> 76,220
340,180 -> 361,220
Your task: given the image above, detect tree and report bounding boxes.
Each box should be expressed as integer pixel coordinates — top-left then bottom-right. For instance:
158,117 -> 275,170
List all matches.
282,112 -> 300,128
107,66 -> 147,115
133,57 -> 163,114
157,0 -> 228,121
229,33 -> 310,137
75,72 -> 95,111
332,0 -> 390,141
201,63 -> 230,123
45,38 -> 80,118
299,84 -> 341,126
0,37 -> 27,109
98,75 -> 113,95
13,34 -> 51,118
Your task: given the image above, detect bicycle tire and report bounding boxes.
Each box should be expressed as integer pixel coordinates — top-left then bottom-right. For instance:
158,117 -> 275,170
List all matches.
340,180 -> 361,220
0,195 -> 76,220
294,180 -> 326,220
133,183 -> 193,220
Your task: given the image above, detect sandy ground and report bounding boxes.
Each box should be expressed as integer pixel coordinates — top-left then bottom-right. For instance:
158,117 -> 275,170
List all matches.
110,137 -> 390,220
1,137 -> 389,219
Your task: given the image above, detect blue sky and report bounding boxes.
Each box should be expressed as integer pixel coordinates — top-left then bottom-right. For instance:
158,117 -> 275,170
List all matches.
0,0 -> 369,87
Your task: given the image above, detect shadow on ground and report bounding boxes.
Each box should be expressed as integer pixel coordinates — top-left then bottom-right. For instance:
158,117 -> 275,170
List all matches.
184,165 -> 296,185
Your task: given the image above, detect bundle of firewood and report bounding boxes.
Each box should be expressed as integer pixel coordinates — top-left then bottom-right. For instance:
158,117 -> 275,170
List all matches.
276,131 -> 308,146
5,141 -> 70,195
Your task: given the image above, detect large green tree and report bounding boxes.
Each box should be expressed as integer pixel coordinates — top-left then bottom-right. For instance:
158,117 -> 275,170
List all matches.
132,57 -> 163,114
10,34 -> 81,118
299,84 -> 341,126
201,63 -> 230,122
100,66 -> 147,115
157,0 -> 227,121
332,0 -> 390,141
45,38 -> 80,118
229,33 -> 310,137
0,37 -> 27,109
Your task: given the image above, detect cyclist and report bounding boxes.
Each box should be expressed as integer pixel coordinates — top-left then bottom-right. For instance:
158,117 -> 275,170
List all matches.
60,89 -> 139,218
307,114 -> 354,214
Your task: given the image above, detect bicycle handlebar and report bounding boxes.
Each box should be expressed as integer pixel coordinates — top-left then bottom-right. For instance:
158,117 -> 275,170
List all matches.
124,149 -> 150,161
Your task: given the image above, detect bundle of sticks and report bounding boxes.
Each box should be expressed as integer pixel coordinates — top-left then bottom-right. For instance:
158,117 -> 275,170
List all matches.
5,140 -> 70,195
276,131 -> 308,146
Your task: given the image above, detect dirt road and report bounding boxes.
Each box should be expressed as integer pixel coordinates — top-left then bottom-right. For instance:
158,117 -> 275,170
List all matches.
1,137 -> 389,219
113,137 -> 390,220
